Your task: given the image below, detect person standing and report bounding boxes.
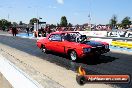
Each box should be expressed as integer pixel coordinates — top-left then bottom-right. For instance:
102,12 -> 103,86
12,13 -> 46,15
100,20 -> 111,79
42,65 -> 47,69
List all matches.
47,26 -> 52,34
26,27 -> 30,36
41,27 -> 46,37
12,26 -> 17,36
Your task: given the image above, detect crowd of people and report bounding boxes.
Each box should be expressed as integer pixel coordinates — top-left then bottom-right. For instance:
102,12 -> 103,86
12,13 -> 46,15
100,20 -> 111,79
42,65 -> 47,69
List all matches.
0,24 -> 116,37
36,26 -> 86,37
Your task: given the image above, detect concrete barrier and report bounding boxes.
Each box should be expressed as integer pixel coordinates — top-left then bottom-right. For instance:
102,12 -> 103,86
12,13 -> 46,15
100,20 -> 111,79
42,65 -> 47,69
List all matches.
0,72 -> 13,88
0,54 -> 43,88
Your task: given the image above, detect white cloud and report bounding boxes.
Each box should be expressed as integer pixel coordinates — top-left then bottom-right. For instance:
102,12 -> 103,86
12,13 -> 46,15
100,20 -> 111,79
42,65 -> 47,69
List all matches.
48,5 -> 57,9
56,0 -> 64,4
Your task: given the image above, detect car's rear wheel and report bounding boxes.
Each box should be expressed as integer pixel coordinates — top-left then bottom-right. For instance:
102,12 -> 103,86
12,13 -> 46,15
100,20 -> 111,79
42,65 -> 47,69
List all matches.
69,50 -> 78,61
41,45 -> 48,53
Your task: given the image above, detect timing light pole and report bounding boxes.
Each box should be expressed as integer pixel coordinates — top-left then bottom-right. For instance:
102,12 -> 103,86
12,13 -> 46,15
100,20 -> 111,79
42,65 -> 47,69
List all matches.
88,13 -> 91,31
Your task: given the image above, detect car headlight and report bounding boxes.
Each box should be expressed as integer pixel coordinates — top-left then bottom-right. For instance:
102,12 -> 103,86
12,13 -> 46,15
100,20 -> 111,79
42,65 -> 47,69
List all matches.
83,48 -> 91,53
105,45 -> 109,49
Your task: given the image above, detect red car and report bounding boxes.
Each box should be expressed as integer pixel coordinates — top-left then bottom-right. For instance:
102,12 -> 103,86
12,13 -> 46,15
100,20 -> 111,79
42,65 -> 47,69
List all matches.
36,31 -> 110,61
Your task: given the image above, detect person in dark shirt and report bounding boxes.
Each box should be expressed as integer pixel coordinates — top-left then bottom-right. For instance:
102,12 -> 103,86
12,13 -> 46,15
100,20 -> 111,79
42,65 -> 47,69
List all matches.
26,27 -> 30,36
41,27 -> 46,37
12,26 -> 17,36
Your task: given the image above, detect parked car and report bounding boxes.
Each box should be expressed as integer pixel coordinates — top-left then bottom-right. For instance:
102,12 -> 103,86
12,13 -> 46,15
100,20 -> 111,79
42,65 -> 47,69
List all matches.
36,31 -> 110,61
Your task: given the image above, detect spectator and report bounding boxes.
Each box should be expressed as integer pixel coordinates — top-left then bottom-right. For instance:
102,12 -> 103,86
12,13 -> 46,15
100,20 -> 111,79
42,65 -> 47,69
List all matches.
41,27 -> 46,37
47,26 -> 52,34
26,27 -> 30,36
12,26 -> 17,36
30,27 -> 34,32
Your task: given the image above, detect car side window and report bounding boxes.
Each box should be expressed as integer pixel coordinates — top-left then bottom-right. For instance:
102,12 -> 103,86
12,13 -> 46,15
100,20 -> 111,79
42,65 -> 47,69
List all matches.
49,34 -> 62,41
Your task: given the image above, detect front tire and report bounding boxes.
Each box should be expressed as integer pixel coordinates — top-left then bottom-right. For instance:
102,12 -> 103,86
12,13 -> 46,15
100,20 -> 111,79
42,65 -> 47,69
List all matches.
69,50 -> 78,61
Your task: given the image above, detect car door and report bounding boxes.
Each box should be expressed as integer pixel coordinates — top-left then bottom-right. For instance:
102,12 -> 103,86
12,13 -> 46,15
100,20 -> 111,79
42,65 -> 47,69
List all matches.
49,34 -> 65,53
45,34 -> 55,51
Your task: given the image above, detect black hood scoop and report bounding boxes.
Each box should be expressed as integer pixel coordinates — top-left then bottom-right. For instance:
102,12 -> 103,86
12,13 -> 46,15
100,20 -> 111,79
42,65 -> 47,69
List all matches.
82,40 -> 103,47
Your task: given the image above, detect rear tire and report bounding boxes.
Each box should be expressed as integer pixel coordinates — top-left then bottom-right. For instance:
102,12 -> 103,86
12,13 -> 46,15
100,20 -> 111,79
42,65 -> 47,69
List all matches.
41,45 -> 48,53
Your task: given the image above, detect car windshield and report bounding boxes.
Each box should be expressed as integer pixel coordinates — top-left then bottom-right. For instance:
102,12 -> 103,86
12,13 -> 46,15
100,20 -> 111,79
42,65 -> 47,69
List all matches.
62,32 -> 82,42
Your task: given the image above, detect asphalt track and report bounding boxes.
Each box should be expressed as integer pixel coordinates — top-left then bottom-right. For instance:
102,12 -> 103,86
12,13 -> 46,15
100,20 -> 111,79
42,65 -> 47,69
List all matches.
0,35 -> 132,88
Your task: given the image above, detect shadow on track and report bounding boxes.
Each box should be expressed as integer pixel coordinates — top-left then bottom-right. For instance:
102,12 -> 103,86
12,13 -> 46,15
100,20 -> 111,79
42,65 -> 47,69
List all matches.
47,51 -> 118,65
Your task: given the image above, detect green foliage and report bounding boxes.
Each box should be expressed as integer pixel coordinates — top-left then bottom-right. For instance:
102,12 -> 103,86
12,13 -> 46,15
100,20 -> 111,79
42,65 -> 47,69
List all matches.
67,23 -> 73,27
50,24 -> 56,29
57,23 -> 60,27
60,16 -> 68,27
0,19 -> 11,29
12,22 -> 18,26
110,15 -> 117,28
121,16 -> 131,29
19,21 -> 23,25
29,18 -> 39,25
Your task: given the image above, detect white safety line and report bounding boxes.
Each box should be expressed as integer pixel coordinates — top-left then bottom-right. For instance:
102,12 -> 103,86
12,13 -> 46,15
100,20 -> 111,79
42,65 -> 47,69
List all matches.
0,54 -> 43,88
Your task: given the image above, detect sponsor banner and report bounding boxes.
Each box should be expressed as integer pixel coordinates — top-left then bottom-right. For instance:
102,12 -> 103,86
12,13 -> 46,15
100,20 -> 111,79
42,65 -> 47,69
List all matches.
76,66 -> 130,85
76,75 -> 130,85
78,31 -> 107,37
78,31 -> 132,38
85,75 -> 130,83
107,31 -> 132,38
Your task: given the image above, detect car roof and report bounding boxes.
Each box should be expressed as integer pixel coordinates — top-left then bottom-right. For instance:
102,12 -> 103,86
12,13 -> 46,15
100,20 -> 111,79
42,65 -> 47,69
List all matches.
50,31 -> 79,35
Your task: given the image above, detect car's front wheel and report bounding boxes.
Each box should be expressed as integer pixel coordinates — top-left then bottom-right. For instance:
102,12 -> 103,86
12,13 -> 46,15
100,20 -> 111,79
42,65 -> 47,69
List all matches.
41,45 -> 48,53
69,50 -> 78,61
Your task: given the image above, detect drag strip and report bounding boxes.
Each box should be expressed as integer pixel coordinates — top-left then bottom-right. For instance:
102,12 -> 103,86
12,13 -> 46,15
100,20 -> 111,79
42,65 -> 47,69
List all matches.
0,35 -> 132,88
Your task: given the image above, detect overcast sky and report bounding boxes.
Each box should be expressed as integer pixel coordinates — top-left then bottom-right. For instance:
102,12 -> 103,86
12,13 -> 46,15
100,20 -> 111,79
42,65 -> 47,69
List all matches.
0,0 -> 131,25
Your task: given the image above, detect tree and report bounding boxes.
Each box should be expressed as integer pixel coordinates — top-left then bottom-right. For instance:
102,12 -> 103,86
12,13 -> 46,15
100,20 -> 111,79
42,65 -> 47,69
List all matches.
67,23 -> 73,27
110,15 -> 117,28
57,23 -> 60,27
121,16 -> 131,29
19,21 -> 23,25
60,16 -> 68,27
29,18 -> 39,25
12,22 -> 18,26
0,19 -> 11,30
50,24 -> 56,29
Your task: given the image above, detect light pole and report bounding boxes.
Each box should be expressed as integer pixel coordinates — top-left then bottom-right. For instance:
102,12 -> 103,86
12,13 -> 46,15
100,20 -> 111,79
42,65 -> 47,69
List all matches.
88,0 -> 92,31
36,17 -> 42,37
88,14 -> 91,31
7,6 -> 13,21
37,17 -> 42,30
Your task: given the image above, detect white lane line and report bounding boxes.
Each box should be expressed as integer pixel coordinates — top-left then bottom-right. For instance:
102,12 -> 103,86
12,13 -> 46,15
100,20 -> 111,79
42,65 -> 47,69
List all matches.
0,54 -> 43,88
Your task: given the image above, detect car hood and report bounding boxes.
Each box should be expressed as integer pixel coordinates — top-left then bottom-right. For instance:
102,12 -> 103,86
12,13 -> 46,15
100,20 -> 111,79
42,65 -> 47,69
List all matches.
82,40 -> 104,47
